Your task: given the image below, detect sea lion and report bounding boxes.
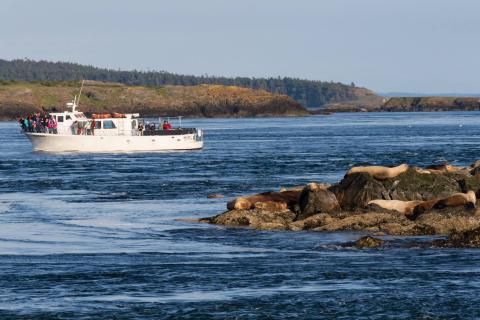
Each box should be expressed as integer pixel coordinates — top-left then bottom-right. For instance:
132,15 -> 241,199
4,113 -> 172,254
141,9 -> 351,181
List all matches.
413,167 -> 431,175
279,185 -> 308,192
253,201 -> 288,212
368,199 -> 422,215
425,163 -> 463,174
410,199 -> 439,220
434,191 -> 476,210
226,190 -> 302,211
305,182 -> 331,192
347,164 -> 409,180
411,191 -> 477,220
227,197 -> 252,210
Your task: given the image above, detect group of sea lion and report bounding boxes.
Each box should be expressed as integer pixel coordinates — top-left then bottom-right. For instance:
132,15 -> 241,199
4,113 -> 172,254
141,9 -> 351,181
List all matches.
226,189 -> 302,211
225,162 -> 478,221
368,191 -> 476,220
346,163 -> 468,179
351,163 -> 477,220
226,183 -> 331,212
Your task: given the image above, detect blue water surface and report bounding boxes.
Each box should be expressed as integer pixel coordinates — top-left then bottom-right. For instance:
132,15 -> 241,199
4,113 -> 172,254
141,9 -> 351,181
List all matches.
1,112 -> 480,319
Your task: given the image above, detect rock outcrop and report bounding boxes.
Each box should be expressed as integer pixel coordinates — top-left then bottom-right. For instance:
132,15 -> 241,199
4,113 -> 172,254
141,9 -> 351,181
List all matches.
439,227 -> 480,248
201,161 -> 480,238
340,226 -> 480,249
296,183 -> 340,220
353,236 -> 384,249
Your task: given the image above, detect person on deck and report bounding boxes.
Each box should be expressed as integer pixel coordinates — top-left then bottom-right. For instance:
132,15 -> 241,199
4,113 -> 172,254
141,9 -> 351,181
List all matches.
52,118 -> 58,134
24,117 -> 29,131
162,121 -> 172,130
42,116 -> 49,133
35,117 -> 42,133
47,118 -> 54,134
90,120 -> 96,135
28,117 -> 34,132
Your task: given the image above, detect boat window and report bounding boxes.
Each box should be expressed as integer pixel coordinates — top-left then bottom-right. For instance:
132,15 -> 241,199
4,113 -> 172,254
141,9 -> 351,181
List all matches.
57,116 -> 64,122
95,121 -> 102,129
132,120 -> 137,128
103,120 -> 116,129
66,115 -> 72,120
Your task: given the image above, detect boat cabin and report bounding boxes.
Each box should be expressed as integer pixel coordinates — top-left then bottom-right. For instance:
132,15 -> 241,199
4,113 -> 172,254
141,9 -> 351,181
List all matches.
48,100 -> 141,136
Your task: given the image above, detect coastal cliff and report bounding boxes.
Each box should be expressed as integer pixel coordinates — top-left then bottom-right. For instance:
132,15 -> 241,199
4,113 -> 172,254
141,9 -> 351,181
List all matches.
0,81 -> 309,120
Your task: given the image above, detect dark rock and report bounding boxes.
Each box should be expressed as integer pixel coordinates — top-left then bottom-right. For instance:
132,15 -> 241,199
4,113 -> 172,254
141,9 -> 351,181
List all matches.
354,236 -> 384,249
329,173 -> 386,209
434,227 -> 480,248
207,194 -> 224,199
297,185 -> 340,220
458,175 -> 480,197
449,227 -> 480,247
469,160 -> 480,176
470,167 -> 480,176
207,208 -> 296,230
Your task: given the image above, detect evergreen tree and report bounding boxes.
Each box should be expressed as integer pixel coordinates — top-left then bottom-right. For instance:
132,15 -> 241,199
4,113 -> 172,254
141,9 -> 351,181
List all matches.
0,59 -> 360,108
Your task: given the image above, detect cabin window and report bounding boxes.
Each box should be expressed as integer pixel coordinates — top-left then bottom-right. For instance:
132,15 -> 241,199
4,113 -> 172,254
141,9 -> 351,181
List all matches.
95,121 -> 102,129
131,120 -> 137,128
103,120 -> 116,129
57,116 -> 64,122
66,115 -> 72,120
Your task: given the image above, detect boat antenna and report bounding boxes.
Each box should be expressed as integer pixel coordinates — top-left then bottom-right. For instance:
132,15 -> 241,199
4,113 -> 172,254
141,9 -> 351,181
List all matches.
75,80 -> 85,109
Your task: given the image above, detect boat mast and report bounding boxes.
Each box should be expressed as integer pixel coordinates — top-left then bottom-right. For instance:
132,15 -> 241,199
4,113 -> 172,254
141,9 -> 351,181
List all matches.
73,80 -> 85,111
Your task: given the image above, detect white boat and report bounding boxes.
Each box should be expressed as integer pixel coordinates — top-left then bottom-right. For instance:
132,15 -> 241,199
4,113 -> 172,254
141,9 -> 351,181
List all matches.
22,83 -> 204,152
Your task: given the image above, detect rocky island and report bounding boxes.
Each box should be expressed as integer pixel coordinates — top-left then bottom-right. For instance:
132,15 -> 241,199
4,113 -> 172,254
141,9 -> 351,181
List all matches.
325,96 -> 480,113
200,161 -> 480,248
0,80 -> 309,120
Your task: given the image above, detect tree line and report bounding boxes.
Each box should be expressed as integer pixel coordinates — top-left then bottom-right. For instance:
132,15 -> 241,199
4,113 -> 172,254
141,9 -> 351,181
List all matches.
0,59 -> 359,108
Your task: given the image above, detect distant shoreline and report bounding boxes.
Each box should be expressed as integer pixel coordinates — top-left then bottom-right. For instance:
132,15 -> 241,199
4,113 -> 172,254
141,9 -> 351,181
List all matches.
2,80 -> 480,120
4,109 -> 480,122
324,96 -> 480,113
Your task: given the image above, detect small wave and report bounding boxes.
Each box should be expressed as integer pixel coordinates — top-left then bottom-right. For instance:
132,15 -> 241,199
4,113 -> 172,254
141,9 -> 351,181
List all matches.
75,281 -> 379,304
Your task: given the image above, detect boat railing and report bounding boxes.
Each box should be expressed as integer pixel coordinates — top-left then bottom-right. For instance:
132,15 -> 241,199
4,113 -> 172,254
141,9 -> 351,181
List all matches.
23,127 -> 198,137
142,128 -> 197,136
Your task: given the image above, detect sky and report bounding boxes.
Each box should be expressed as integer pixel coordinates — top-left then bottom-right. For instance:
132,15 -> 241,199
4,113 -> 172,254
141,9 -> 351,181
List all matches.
1,0 -> 479,94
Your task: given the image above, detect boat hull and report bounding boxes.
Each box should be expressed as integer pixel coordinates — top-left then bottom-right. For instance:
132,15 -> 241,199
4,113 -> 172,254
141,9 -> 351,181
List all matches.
25,133 -> 204,152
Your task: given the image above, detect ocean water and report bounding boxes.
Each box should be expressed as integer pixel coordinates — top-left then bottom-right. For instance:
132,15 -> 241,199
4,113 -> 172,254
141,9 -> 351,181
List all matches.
1,112 -> 480,319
